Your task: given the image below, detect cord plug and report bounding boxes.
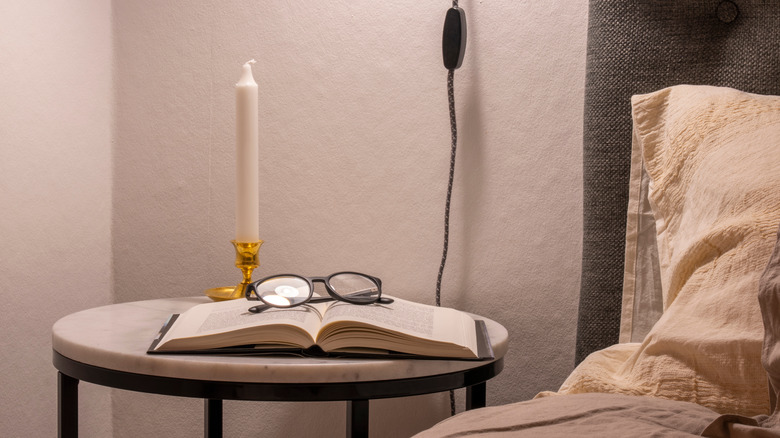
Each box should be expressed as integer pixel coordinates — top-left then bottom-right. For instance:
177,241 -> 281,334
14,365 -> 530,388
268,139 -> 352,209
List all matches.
442,7 -> 467,70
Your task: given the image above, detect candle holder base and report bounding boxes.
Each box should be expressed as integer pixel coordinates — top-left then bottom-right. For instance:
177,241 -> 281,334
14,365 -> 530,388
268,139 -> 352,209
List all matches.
205,240 -> 263,301
204,285 -> 246,301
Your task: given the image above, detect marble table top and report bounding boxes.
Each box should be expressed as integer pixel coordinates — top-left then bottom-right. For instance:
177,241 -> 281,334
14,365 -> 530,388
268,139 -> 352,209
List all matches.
52,297 -> 508,384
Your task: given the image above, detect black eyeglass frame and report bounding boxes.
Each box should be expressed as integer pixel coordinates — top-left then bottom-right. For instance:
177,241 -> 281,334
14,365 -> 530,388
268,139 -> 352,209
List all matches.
245,271 -> 389,313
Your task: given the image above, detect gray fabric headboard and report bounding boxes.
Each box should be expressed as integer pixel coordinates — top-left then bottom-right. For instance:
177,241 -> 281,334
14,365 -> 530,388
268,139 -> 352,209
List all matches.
576,0 -> 780,364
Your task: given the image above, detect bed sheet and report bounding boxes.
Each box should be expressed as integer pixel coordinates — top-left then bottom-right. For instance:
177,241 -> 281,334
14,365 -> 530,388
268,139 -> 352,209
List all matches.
413,393 -> 719,437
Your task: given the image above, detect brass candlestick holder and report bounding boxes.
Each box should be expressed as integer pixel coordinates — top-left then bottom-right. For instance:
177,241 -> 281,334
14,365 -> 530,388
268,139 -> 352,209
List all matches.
205,240 -> 263,301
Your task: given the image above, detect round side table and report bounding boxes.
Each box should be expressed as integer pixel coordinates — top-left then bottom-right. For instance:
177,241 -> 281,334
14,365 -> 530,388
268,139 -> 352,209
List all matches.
53,297 -> 508,438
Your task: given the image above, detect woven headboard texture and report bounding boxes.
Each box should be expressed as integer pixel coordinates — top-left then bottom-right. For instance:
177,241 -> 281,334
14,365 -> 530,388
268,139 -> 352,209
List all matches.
576,0 -> 780,364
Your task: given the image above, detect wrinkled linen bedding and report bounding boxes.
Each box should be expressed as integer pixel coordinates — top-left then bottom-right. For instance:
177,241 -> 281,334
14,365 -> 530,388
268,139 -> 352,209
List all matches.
415,86 -> 780,437
416,220 -> 780,438
557,86 -> 780,417
413,393 -> 719,437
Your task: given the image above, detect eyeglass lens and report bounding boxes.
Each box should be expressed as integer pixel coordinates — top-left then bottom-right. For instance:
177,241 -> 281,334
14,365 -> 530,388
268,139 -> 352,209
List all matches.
328,273 -> 380,304
254,276 -> 311,308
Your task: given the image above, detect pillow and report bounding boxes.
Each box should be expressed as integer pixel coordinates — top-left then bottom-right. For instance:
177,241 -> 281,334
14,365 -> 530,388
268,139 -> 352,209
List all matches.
558,85 -> 780,417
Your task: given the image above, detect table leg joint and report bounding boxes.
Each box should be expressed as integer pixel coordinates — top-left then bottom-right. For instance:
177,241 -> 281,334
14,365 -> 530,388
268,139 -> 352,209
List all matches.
205,399 -> 223,438
346,399 -> 369,438
58,372 -> 79,438
466,382 -> 486,410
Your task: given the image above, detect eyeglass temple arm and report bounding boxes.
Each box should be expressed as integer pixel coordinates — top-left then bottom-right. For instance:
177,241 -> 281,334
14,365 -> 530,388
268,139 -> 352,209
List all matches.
338,287 -> 393,304
245,282 -> 257,299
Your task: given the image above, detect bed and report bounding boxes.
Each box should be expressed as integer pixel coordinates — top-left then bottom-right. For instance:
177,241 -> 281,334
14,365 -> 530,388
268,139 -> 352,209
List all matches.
416,1 -> 780,436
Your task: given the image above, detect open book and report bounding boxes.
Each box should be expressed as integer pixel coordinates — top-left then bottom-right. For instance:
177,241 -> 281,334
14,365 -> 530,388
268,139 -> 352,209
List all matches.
148,296 -> 493,360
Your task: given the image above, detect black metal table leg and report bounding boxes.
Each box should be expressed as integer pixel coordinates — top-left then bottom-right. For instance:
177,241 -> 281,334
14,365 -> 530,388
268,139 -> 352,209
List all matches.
466,382 -> 486,410
346,400 -> 369,438
59,372 -> 79,438
205,399 -> 223,438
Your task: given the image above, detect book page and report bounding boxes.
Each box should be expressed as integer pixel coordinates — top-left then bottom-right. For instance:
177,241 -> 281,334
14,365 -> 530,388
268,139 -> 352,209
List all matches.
318,296 -> 478,357
155,298 -> 325,351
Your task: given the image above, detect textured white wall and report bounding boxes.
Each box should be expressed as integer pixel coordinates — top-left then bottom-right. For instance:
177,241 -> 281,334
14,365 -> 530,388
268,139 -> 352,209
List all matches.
112,1 -> 587,436
0,0 -> 113,436
0,0 -> 587,436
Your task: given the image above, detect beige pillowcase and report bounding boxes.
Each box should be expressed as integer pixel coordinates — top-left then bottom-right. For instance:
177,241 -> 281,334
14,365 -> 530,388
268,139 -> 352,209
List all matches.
558,85 -> 780,417
620,134 -> 664,343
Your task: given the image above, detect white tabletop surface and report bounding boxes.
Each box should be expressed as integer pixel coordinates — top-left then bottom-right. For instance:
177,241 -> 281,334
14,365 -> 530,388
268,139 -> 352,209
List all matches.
52,297 -> 508,384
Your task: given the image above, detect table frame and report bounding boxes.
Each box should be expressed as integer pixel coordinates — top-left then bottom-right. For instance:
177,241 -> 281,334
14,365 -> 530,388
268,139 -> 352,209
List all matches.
54,350 -> 503,438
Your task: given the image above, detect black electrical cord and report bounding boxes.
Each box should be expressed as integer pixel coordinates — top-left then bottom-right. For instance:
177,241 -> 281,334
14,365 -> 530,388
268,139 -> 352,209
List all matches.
435,70 -> 457,310
438,65 -> 459,419
437,0 -> 465,417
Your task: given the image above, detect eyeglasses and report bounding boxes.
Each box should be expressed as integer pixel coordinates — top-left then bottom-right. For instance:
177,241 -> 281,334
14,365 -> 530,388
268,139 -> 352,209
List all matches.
245,272 -> 393,314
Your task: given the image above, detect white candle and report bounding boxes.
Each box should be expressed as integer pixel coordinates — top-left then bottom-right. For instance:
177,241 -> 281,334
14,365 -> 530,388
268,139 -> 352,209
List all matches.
235,59 -> 259,242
